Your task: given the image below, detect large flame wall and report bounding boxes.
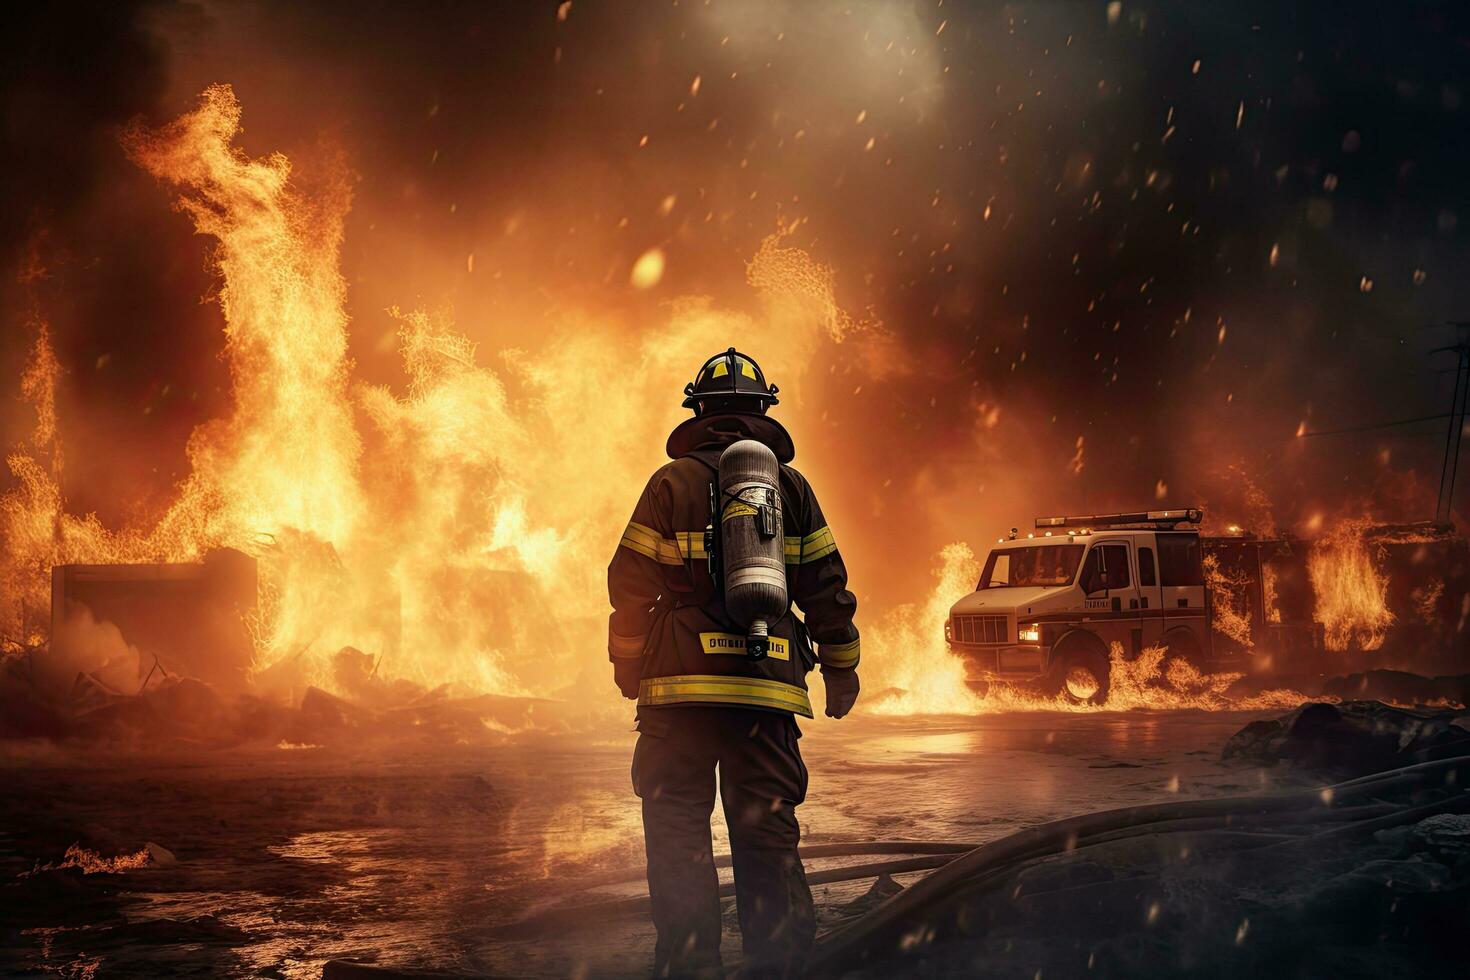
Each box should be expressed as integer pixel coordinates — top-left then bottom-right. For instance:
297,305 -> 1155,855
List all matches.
6,87 -> 973,710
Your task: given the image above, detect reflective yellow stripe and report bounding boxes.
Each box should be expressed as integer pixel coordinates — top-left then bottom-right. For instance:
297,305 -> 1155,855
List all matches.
818,637 -> 861,668
639,674 -> 813,717
609,629 -> 646,660
676,532 -> 708,560
699,632 -> 789,661
669,527 -> 834,565
620,522 -> 683,565
801,526 -> 838,563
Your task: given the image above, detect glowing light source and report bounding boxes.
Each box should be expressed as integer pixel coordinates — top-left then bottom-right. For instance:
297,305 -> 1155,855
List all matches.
630,248 -> 666,289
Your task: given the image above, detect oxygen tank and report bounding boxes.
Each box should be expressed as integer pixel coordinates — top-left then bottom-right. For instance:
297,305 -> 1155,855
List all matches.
718,439 -> 788,659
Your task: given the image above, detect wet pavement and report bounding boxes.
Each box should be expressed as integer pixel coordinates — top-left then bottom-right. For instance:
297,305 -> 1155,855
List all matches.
0,708 -> 1302,978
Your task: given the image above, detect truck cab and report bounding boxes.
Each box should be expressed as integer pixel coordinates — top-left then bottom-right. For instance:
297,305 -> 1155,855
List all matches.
945,509 -> 1210,703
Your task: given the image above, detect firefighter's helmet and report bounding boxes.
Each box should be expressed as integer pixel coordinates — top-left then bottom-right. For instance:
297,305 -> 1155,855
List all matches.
683,347 -> 780,415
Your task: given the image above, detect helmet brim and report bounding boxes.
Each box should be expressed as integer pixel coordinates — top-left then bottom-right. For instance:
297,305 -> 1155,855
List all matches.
682,390 -> 780,410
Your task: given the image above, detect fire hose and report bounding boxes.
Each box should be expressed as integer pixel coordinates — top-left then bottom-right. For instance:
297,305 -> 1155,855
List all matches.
502,753 -> 1470,955
808,753 -> 1470,974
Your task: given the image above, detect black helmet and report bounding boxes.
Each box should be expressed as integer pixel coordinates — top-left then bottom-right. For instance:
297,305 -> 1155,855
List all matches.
682,347 -> 780,415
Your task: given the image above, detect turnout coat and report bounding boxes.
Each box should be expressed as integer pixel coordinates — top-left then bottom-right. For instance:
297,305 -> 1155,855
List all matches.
607,413 -> 860,717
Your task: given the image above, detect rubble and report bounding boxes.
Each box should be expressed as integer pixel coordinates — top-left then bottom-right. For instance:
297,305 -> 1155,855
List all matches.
1,641 -> 573,748
48,549 -> 257,695
1320,668 -> 1470,706
1404,812 -> 1470,861
1221,700 -> 1470,776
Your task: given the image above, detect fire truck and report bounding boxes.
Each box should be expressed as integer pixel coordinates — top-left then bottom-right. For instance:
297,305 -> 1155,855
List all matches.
944,508 -> 1324,703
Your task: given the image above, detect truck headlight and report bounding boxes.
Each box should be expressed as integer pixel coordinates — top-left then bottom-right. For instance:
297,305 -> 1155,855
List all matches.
1018,623 -> 1040,644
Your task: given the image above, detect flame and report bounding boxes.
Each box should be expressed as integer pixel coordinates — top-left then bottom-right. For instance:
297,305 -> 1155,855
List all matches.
1308,517 -> 1394,651
1261,561 -> 1282,624
864,545 -> 1311,715
23,843 -> 151,876
862,543 -> 983,715
0,86 -> 857,701
0,85 -> 1406,719
2,328 -> 159,655
1108,644 -> 1307,712
1202,552 -> 1253,648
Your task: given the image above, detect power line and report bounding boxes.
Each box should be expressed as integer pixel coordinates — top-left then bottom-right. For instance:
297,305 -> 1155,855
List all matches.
1435,325 -> 1470,522
1298,411 -> 1454,438
1297,322 -> 1470,523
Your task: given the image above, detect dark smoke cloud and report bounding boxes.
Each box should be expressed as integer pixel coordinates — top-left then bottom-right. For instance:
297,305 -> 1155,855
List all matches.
1,1 -> 226,521
5,1 -> 1470,609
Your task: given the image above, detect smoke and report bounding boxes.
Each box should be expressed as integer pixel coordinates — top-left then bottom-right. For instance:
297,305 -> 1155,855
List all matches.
43,608 -> 143,699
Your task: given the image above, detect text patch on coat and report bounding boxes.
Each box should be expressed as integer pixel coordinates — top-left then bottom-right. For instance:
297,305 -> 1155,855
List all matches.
699,632 -> 789,661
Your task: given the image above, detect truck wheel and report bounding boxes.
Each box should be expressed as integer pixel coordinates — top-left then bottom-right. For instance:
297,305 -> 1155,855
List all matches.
1164,628 -> 1206,669
1047,637 -> 1111,705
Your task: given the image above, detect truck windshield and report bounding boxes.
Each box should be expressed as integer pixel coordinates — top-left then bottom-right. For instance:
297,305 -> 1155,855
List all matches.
977,544 -> 1085,589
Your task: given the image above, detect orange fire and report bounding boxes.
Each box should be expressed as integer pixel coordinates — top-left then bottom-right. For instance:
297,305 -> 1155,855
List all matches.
860,543 -> 1311,716
863,543 -> 985,715
1,86 -> 869,707
1307,517 -> 1394,651
2,326 -> 161,655
1202,552 -> 1254,648
22,843 -> 151,877
0,86 -> 1424,721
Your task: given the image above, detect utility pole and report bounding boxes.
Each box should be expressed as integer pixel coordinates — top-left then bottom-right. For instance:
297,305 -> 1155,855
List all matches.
1432,322 -> 1470,524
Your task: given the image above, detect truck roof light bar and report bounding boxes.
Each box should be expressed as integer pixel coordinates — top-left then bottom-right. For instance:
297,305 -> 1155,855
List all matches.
1034,508 -> 1203,530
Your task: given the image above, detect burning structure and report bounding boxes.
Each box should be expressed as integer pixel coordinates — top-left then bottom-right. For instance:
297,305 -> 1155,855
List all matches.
49,548 -> 256,696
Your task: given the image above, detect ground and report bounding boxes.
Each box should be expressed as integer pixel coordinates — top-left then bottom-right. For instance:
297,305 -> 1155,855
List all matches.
0,709 -> 1304,978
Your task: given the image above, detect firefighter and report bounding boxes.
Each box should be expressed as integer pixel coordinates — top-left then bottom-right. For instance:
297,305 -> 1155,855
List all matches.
608,347 -> 861,978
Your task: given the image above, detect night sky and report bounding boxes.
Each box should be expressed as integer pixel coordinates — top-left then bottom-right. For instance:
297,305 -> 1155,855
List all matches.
5,1 -> 1470,607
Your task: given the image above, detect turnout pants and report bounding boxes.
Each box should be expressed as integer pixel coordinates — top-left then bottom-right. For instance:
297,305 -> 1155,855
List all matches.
632,705 -> 815,979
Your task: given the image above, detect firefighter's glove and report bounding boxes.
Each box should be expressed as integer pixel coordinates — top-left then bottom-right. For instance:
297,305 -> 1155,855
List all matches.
613,660 -> 641,700
822,666 -> 860,719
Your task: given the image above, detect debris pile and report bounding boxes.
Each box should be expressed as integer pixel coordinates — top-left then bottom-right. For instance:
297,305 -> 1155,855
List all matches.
0,643 -> 571,748
1321,668 -> 1470,706
1222,699 -> 1470,777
